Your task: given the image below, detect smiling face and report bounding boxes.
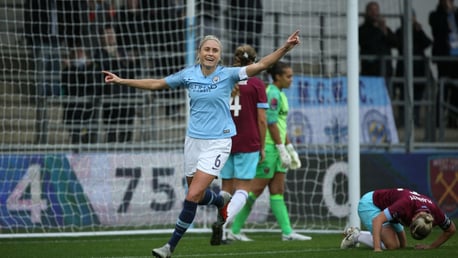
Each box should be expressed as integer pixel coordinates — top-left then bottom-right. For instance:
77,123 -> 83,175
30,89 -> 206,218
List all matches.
197,36 -> 222,75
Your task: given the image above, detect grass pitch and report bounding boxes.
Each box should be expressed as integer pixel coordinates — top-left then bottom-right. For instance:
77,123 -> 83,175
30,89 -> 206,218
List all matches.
1,228 -> 457,257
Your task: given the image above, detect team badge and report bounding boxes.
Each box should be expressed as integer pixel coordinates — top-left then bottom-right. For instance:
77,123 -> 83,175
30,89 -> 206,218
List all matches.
212,76 -> 220,84
428,157 -> 458,216
362,109 -> 391,144
263,167 -> 270,175
287,110 -> 313,144
270,98 -> 278,110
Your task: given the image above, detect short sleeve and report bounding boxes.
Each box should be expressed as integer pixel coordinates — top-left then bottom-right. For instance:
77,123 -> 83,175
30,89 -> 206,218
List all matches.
238,66 -> 248,81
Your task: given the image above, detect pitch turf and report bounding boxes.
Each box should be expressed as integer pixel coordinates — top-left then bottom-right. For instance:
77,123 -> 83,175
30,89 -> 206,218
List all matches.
1,229 -> 457,257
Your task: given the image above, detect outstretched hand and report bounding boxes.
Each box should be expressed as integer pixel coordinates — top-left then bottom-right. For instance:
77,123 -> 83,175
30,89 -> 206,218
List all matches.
102,71 -> 121,84
285,30 -> 300,51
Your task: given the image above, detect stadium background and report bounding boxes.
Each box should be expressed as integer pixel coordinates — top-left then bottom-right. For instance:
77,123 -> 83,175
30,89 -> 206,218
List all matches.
0,0 -> 457,237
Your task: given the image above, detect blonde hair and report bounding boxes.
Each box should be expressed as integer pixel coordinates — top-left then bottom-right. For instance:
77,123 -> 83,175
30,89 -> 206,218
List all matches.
410,213 -> 434,240
195,35 -> 223,64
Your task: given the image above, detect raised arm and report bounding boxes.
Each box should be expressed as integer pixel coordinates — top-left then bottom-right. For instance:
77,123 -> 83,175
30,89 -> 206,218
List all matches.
102,71 -> 169,91
246,30 -> 300,77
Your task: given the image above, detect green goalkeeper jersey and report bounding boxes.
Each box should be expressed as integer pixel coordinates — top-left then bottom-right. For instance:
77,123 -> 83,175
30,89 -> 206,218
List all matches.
265,84 -> 289,145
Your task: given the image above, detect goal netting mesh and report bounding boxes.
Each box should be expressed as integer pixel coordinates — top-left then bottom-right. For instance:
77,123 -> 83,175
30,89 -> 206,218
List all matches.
0,0 -> 400,237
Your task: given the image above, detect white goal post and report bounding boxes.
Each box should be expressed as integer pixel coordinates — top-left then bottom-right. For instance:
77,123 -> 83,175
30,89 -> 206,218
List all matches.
0,0 -> 407,238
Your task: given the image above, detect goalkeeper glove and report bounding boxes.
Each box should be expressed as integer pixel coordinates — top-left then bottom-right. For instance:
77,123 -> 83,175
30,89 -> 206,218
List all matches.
276,144 -> 291,168
286,143 -> 302,169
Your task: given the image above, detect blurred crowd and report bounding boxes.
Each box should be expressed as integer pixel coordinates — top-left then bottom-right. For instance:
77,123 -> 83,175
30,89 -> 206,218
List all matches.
359,0 -> 458,129
22,0 -> 458,144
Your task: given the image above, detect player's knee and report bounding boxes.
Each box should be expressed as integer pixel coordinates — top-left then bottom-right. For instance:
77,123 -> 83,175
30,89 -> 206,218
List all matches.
382,236 -> 401,250
384,242 -> 400,250
381,227 -> 401,250
186,190 -> 204,203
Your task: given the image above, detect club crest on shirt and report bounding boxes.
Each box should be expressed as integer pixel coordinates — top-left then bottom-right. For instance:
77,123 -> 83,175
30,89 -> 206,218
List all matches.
270,98 -> 278,110
212,76 -> 220,84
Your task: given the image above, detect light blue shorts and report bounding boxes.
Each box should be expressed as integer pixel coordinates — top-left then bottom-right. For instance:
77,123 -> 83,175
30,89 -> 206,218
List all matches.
220,151 -> 259,180
358,191 -> 403,233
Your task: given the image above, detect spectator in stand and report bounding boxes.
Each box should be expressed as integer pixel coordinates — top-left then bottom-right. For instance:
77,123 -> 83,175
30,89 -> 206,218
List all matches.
143,0 -> 186,116
94,25 -> 136,142
116,0 -> 148,47
228,0 -> 263,53
395,10 -> 432,127
61,42 -> 99,144
86,0 -> 116,54
196,0 -> 221,38
209,44 -> 268,246
229,62 -> 311,242
24,0 -> 88,96
429,0 -> 458,128
340,188 -> 456,252
115,0 -> 150,78
359,1 -> 398,79
144,0 -> 185,76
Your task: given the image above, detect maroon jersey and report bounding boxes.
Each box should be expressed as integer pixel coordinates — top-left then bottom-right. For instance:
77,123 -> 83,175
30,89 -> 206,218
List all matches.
373,188 -> 452,230
230,77 -> 268,153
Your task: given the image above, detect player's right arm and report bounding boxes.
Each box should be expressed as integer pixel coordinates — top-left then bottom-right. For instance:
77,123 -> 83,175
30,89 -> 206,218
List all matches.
103,71 -> 169,91
372,212 -> 387,252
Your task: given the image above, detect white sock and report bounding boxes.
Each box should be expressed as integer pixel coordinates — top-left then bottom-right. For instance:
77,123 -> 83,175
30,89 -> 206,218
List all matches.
356,231 -> 373,247
225,189 -> 248,225
357,231 -> 386,249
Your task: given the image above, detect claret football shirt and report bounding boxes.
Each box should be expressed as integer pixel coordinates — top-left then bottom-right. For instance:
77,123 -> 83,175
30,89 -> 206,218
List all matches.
373,188 -> 452,230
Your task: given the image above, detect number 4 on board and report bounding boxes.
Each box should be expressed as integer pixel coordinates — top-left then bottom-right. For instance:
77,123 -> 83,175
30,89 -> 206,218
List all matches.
6,164 -> 47,223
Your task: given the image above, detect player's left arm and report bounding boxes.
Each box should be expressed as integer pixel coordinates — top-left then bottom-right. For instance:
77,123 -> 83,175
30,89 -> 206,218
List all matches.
397,230 -> 407,248
415,219 -> 456,249
285,134 -> 301,169
246,30 -> 300,77
257,107 -> 267,163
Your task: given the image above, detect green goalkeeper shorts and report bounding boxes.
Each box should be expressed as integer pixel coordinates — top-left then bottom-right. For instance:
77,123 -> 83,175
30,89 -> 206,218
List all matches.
255,144 -> 287,179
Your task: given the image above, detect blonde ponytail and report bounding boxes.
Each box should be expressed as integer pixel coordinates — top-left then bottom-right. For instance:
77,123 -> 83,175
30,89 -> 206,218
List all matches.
410,213 -> 434,240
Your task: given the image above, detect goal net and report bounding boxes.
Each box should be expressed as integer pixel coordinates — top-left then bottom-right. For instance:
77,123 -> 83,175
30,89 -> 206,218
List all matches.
0,0 -> 401,237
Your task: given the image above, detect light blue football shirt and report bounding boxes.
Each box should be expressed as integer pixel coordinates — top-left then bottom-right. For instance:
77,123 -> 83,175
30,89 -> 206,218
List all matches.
165,64 -> 248,139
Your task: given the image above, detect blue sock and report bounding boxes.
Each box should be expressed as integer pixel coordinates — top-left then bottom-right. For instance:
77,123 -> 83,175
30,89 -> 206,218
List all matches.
168,200 -> 197,251
198,189 -> 223,208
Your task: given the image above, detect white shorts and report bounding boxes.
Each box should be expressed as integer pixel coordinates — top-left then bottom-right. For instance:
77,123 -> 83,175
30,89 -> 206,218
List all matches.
184,136 -> 232,177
